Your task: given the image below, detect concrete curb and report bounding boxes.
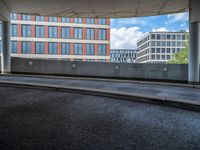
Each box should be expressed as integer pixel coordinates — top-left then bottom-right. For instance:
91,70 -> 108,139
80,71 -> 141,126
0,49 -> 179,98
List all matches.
0,80 -> 199,111
1,73 -> 200,89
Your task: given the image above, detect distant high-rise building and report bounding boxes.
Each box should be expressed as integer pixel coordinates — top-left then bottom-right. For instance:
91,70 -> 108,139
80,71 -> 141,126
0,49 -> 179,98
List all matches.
136,32 -> 187,63
0,13 -> 110,62
110,49 -> 137,63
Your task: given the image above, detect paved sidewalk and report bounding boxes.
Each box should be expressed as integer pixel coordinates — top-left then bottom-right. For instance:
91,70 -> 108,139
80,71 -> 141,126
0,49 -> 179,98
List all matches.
0,74 -> 199,110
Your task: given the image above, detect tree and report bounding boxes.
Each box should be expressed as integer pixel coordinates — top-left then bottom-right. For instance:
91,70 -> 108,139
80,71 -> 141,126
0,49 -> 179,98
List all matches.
168,46 -> 188,64
168,35 -> 189,64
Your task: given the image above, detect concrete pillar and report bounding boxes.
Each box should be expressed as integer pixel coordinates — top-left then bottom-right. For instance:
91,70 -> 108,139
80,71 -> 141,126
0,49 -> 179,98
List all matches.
1,21 -> 11,74
189,0 -> 200,84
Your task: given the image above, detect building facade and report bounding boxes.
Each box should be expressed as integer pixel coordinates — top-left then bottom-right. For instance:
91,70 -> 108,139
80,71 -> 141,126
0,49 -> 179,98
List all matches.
0,13 -> 110,62
136,32 -> 187,63
110,49 -> 136,63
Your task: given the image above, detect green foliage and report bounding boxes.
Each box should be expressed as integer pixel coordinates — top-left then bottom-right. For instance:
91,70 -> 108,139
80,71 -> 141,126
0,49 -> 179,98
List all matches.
168,36 -> 189,64
168,47 -> 188,64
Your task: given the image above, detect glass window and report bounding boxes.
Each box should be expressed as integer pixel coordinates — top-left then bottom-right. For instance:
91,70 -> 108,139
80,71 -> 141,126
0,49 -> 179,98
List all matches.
177,41 -> 181,46
61,43 -> 70,55
151,48 -> 155,53
74,28 -> 82,39
98,19 -> 106,25
151,41 -> 155,46
151,55 -> 155,60
74,43 -> 83,55
11,13 -> 17,20
162,48 -> 165,53
162,55 -> 165,60
11,24 -> 18,37
172,48 -> 176,53
161,41 -> 165,46
157,34 -> 161,39
167,48 -> 170,53
86,28 -> 95,40
49,17 -> 57,22
36,16 -> 45,22
22,14 -> 31,21
98,29 -> 106,40
161,34 -> 166,39
157,41 -> 161,46
98,44 -> 106,55
167,35 -> 170,40
86,18 -> 95,24
172,41 -> 176,46
182,35 -> 186,40
35,42 -> 44,54
62,27 -> 70,39
36,26 -> 44,38
11,41 -> 18,53
151,34 -> 155,39
156,55 -> 160,60
156,48 -> 160,53
48,42 -> 57,54
22,42 -> 31,54
177,35 -> 181,40
167,55 -> 170,60
48,26 -> 57,38
61,17 -> 70,23
22,25 -> 31,37
74,18 -> 82,24
86,44 -> 95,55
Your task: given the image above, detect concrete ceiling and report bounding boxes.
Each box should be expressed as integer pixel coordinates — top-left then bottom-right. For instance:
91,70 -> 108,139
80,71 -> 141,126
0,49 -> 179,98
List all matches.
0,0 -> 189,21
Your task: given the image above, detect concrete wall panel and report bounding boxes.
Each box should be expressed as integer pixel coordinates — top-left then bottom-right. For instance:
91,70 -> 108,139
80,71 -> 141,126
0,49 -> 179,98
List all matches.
11,58 -> 189,82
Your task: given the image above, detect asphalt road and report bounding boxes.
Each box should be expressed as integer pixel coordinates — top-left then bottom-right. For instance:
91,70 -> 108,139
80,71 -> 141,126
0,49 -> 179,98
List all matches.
0,86 -> 200,150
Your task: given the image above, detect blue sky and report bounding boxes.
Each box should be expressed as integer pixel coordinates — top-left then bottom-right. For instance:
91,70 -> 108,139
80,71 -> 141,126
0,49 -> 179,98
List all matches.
110,12 -> 189,49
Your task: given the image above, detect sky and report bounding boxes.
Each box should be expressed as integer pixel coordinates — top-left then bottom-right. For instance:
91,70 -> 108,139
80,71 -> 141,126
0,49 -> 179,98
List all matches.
110,12 -> 189,49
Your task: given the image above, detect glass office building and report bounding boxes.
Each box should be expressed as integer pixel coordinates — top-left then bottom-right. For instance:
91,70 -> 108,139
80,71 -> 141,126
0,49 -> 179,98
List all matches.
0,13 -> 110,62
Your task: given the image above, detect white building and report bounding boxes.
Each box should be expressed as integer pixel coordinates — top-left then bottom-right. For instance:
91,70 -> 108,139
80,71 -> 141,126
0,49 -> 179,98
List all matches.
136,32 -> 187,63
110,49 -> 137,63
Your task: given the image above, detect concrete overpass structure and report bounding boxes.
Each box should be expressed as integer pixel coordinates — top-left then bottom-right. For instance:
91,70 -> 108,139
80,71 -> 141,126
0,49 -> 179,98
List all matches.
0,0 -> 199,84
1,1 -> 200,149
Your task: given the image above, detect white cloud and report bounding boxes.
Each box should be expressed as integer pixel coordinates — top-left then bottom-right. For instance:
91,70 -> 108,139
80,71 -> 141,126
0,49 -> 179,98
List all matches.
166,12 -> 189,24
111,27 -> 144,49
152,27 -> 169,32
180,22 -> 186,27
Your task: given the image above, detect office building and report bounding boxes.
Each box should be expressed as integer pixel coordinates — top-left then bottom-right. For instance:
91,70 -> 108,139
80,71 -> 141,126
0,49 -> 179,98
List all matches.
0,13 -> 110,62
136,32 -> 187,63
110,49 -> 137,63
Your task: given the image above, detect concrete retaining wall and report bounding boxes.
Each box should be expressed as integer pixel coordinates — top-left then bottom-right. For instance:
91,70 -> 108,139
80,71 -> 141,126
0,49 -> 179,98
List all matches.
11,57 -> 188,82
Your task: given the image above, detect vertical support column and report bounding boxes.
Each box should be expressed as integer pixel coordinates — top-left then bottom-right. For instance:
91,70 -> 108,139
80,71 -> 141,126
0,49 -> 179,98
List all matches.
189,0 -> 200,84
1,21 -> 11,74
189,23 -> 200,84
